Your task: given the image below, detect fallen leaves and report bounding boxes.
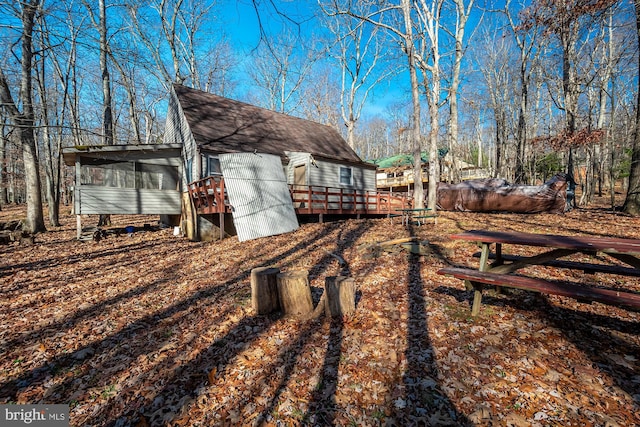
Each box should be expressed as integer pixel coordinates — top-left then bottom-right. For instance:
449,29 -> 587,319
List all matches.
0,202 -> 639,426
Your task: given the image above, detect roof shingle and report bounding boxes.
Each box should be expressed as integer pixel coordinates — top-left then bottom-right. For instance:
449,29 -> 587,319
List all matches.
173,84 -> 363,164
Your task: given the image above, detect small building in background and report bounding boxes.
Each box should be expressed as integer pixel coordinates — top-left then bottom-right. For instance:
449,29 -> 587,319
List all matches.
368,150 -> 449,194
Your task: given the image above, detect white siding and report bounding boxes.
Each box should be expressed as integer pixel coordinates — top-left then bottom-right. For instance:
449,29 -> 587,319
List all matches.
285,152 -> 310,184
285,151 -> 376,191
163,88 -> 198,190
78,187 -> 182,215
220,153 -> 298,242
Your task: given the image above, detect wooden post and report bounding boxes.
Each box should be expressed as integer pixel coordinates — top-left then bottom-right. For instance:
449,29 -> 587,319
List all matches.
219,212 -> 224,240
325,276 -> 356,318
251,267 -> 281,314
277,270 -> 313,316
76,215 -> 82,240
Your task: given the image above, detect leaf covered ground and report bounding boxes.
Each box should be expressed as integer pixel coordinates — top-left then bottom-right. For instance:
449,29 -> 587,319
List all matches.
1,198 -> 639,426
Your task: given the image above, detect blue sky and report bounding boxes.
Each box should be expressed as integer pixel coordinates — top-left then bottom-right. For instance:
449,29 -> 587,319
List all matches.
218,0 -> 320,51
215,0 -> 408,117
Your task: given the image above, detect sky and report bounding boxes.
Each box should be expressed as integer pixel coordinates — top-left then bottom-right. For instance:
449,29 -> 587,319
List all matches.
214,0 -> 407,118
218,1 -> 321,51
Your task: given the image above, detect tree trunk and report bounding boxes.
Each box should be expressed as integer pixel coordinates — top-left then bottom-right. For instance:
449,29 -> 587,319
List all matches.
99,0 -> 114,146
251,267 -> 281,315
20,118 -> 46,233
623,0 -> 640,214
0,1 -> 46,233
0,121 -> 7,206
515,58 -> 528,184
401,0 -> 424,210
277,270 -> 313,316
324,276 -> 356,318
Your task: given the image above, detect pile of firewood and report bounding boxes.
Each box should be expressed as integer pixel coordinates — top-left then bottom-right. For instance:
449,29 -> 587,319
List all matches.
0,220 -> 34,245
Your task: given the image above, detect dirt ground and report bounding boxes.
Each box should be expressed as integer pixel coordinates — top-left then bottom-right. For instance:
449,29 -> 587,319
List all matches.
1,197 -> 639,426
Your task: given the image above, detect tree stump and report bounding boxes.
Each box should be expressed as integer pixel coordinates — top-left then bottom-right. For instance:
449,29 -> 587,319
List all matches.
325,276 -> 356,318
277,270 -> 313,316
251,267 -> 281,315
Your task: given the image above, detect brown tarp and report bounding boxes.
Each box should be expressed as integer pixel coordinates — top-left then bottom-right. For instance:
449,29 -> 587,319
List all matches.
436,173 -> 569,214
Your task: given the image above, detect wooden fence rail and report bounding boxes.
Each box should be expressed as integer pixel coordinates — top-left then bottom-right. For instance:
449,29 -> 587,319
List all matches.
188,176 -> 410,215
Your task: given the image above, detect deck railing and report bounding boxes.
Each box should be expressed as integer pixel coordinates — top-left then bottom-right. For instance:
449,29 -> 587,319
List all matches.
188,176 -> 411,215
188,176 -> 231,213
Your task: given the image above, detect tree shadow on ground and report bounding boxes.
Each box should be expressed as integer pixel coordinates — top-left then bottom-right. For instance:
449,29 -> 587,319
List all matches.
388,223 -> 473,426
142,221 -> 373,426
433,284 -> 640,410
543,304 -> 640,408
0,223 -> 345,421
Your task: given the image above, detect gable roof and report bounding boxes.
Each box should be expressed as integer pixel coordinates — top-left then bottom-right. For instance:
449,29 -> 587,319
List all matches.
172,84 -> 363,164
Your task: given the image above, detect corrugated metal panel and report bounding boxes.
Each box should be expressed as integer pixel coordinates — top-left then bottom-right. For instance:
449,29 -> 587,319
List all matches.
220,153 -> 299,242
79,187 -> 182,215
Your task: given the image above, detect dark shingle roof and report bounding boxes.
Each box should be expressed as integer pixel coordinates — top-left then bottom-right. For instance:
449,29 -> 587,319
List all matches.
173,84 -> 363,164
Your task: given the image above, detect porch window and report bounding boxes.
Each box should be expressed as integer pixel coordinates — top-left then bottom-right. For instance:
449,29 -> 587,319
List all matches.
80,161 -> 178,190
339,166 -> 353,186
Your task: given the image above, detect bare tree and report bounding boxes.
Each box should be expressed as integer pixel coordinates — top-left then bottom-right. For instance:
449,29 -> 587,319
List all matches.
322,2 -> 394,148
299,64 -> 342,128
248,31 -> 319,114
413,0 -> 447,210
126,0 -> 217,88
84,0 -> 115,226
623,0 -> 640,214
84,0 -> 115,146
522,0 -> 616,180
323,1 -> 430,208
504,0 -> 541,183
0,0 -> 46,233
0,115 -> 8,207
443,0 -> 477,183
34,1 -> 89,225
356,115 -> 394,159
475,27 -> 514,179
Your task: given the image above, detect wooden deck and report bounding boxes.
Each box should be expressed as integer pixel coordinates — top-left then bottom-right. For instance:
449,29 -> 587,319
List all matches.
188,176 -> 411,216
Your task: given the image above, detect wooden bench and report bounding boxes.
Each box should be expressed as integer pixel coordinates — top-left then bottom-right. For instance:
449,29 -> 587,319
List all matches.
437,267 -> 640,316
473,252 -> 640,277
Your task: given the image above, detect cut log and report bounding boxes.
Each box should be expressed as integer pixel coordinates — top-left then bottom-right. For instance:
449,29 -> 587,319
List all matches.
251,267 -> 281,315
277,270 -> 313,316
325,276 -> 356,318
377,237 -> 418,247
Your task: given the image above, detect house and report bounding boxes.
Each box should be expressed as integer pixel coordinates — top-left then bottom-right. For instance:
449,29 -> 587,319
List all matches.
440,152 -> 490,182
64,85 -> 406,242
369,150 -> 448,193
163,84 -> 382,241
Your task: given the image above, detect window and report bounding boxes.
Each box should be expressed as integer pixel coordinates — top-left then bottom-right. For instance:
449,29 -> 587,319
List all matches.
186,158 -> 193,183
80,161 -> 178,190
339,166 -> 352,186
207,156 -> 222,176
